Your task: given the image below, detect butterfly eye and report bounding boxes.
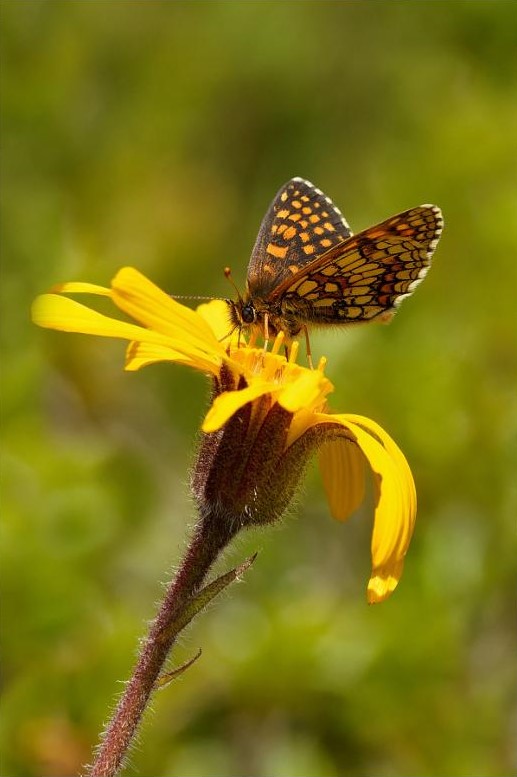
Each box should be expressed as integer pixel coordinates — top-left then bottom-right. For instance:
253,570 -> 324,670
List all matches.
241,303 -> 257,324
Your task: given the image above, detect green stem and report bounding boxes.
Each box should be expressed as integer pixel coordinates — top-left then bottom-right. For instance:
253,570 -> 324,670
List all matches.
86,512 -> 238,777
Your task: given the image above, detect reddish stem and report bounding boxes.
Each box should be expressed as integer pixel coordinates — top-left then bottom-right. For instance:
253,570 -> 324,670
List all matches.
86,513 -> 236,777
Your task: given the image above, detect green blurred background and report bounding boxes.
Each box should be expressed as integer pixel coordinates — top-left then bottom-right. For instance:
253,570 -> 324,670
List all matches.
1,2 -> 516,775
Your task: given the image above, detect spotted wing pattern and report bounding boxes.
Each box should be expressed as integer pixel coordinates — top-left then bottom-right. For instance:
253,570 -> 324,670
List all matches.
271,205 -> 443,323
246,177 -> 353,298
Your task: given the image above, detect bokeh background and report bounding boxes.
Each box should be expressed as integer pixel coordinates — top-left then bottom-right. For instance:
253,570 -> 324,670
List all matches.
1,2 -> 516,775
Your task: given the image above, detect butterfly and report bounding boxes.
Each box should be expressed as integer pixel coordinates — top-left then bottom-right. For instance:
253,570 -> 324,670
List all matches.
228,177 -> 443,351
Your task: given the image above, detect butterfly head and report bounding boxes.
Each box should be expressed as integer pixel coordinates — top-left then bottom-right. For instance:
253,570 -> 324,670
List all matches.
235,299 -> 257,325
226,296 -> 257,337
224,266 -> 258,332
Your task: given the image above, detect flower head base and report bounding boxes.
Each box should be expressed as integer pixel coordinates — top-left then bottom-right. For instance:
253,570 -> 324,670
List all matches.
192,339 -> 333,530
32,267 -> 417,603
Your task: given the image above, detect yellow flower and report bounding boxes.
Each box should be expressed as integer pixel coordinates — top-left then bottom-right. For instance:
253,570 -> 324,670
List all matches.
32,267 -> 416,603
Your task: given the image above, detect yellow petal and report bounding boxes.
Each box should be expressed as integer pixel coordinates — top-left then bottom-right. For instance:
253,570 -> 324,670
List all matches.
124,341 -> 197,372
346,414 -> 417,529
32,294 -> 173,344
366,560 -> 404,604
279,369 -> 333,413
197,299 -> 239,346
318,437 -> 366,522
330,416 -> 415,603
111,268 -> 224,357
32,293 -> 222,374
50,281 -> 112,296
286,407 -> 318,447
203,382 -> 277,433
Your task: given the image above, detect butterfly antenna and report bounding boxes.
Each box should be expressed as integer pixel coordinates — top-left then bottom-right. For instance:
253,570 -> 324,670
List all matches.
224,267 -> 243,302
170,294 -> 219,301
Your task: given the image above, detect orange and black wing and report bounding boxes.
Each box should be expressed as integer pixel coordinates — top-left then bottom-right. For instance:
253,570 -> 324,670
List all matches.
246,177 -> 353,298
270,205 -> 443,323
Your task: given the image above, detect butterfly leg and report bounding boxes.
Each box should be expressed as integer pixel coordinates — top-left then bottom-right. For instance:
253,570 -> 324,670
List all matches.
263,313 -> 270,353
303,326 -> 314,370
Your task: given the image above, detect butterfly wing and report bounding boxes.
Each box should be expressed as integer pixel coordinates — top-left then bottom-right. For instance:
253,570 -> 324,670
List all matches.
246,177 -> 353,299
270,205 -> 443,323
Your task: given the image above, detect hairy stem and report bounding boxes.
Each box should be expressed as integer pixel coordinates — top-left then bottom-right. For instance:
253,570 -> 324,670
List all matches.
86,512 -> 238,777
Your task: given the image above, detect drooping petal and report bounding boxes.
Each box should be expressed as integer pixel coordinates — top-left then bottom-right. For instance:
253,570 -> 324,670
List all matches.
309,413 -> 415,603
318,437 -> 366,522
366,559 -> 405,605
340,417 -> 415,603
346,414 -> 417,529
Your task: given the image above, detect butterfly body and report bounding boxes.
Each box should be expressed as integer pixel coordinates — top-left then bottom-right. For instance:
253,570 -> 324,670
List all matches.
229,178 -> 443,343
234,284 -> 311,339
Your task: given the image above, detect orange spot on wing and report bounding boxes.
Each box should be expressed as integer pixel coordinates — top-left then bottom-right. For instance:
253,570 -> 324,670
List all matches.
303,245 -> 315,255
309,214 -> 320,223
323,222 -> 335,231
267,243 -> 288,259
320,238 -> 332,248
292,200 -> 302,209
278,209 -> 289,219
283,226 -> 297,240
314,226 -> 324,235
299,232 -> 310,243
